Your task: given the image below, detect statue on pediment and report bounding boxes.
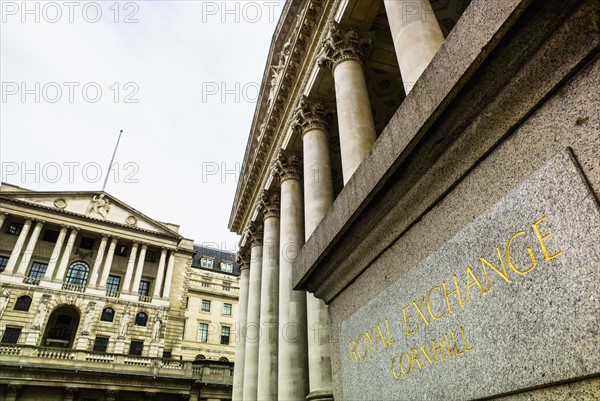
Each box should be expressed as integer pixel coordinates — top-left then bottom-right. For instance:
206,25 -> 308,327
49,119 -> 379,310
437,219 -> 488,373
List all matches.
88,194 -> 111,219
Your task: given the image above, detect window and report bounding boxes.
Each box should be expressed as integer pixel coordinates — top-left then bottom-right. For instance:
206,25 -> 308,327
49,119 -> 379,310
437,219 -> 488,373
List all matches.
219,357 -> 229,362
135,312 -> 148,326
14,295 -> 32,311
220,261 -> 233,273
114,244 -> 129,257
162,351 -> 172,359
138,280 -> 150,296
201,300 -> 211,313
222,303 -> 232,316
222,281 -> 231,291
129,340 -> 144,356
201,279 -> 211,288
28,262 -> 48,279
220,326 -> 230,345
42,229 -> 59,243
64,261 -> 90,286
93,336 -> 109,352
145,250 -> 157,263
6,222 -> 22,235
100,307 -> 115,322
184,297 -> 189,309
194,354 -> 206,361
197,323 -> 209,343
0,256 -> 10,273
79,237 -> 95,250
1,327 -> 22,344
200,257 -> 214,269
106,275 -> 121,293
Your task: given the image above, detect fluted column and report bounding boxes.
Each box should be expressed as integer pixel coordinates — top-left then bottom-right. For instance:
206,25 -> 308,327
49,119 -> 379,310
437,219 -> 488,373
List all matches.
383,0 -> 444,94
321,21 -> 376,184
45,226 -> 68,280
242,222 -> 264,401
0,212 -> 7,231
122,242 -> 139,293
256,189 -> 281,401
54,227 -> 79,281
274,150 -> 309,400
89,235 -> 108,286
162,250 -> 175,298
16,220 -> 44,276
298,99 -> 336,401
98,237 -> 118,288
153,249 -> 168,298
232,247 -> 251,401
5,218 -> 32,274
132,244 -> 148,293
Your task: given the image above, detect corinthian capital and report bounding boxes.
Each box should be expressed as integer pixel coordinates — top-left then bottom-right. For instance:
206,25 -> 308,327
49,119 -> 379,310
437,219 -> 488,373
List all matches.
273,149 -> 303,182
236,245 -> 251,269
294,96 -> 335,133
320,21 -> 374,70
258,189 -> 281,219
245,221 -> 264,246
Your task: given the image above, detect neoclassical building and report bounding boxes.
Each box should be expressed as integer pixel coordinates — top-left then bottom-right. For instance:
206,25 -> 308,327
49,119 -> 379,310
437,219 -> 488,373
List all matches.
229,0 -> 599,400
0,183 -> 237,401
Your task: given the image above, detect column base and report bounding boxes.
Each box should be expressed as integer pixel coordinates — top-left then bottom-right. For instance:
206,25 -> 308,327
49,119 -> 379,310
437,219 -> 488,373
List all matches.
306,390 -> 334,401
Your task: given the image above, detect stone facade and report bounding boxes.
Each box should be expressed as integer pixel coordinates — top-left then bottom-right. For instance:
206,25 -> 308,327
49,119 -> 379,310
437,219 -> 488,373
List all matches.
0,183 -> 238,401
229,0 -> 599,400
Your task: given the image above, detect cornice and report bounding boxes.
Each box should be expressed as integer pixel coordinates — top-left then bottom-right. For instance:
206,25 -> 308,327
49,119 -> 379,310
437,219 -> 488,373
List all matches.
229,0 -> 328,234
0,196 -> 182,242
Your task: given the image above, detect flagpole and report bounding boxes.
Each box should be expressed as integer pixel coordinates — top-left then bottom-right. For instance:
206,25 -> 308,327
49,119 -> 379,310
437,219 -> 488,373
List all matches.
102,130 -> 124,192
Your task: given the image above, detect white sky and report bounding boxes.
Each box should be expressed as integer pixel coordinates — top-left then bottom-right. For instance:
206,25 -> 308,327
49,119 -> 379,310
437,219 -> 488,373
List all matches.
0,1 -> 284,251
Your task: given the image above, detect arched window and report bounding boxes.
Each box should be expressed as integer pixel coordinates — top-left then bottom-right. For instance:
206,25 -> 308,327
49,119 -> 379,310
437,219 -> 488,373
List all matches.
135,312 -> 148,326
14,295 -> 32,311
219,357 -> 229,362
100,307 -> 115,322
65,261 -> 90,286
194,354 -> 206,361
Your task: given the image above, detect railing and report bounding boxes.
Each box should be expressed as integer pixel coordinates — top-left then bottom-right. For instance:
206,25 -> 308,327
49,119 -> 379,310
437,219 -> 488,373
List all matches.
105,289 -> 120,298
188,280 -> 239,295
138,295 -> 153,303
0,344 -> 233,385
23,277 -> 41,285
61,283 -> 86,292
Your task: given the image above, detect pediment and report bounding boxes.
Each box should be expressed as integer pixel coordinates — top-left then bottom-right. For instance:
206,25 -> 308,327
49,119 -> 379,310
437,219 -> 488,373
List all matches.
0,190 -> 180,237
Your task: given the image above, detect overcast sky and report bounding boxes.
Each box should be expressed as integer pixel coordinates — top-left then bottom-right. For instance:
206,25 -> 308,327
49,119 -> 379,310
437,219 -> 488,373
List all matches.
0,1 -> 283,251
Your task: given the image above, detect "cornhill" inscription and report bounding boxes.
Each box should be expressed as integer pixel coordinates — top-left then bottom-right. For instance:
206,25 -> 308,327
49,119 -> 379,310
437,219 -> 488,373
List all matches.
347,215 -> 563,379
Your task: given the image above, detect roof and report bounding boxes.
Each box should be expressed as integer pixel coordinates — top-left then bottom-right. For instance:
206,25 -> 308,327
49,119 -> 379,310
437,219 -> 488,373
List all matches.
191,244 -> 240,276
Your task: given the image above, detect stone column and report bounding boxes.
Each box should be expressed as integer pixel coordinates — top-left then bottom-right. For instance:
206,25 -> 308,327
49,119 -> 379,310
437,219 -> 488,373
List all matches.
297,98 -> 337,401
89,235 -> 108,286
54,227 -> 79,281
256,189 -> 281,401
122,242 -> 139,293
242,222 -> 264,401
274,150 -> 310,400
45,226 -> 68,280
383,0 -> 444,94
0,212 -> 7,231
98,237 -> 118,288
322,21 -> 376,184
5,218 -> 32,274
162,251 -> 176,298
232,247 -> 251,401
16,220 -> 44,276
132,244 -> 148,293
5,384 -> 21,401
296,96 -> 335,235
153,248 -> 168,298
